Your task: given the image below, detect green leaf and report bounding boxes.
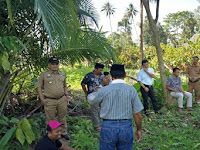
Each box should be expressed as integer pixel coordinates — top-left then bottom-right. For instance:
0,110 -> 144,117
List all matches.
6,0 -> 13,26
0,120 -> 8,126
3,116 -> 9,122
21,118 -> 35,144
9,37 -> 21,52
10,117 -> 19,124
16,127 -> 25,145
1,55 -> 10,71
0,126 -> 16,146
194,143 -> 200,149
2,37 -> 11,49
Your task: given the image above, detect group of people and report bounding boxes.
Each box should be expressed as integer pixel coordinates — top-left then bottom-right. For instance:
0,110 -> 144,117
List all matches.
34,56 -> 199,150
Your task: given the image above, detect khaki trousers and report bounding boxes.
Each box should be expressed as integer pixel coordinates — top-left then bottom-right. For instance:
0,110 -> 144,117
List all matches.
44,96 -> 68,133
188,81 -> 200,104
90,104 -> 100,128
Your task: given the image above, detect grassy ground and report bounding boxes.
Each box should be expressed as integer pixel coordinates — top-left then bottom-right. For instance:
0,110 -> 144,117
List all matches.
61,66 -> 200,150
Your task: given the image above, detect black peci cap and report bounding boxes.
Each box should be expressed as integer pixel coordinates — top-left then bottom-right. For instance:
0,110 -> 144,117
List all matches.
49,57 -> 59,64
95,63 -> 104,69
111,64 -> 125,72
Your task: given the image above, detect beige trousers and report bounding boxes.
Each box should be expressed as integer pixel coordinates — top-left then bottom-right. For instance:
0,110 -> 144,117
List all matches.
44,96 -> 68,133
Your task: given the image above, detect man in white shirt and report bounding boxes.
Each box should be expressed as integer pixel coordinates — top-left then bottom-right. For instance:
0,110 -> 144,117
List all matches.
137,59 -> 159,116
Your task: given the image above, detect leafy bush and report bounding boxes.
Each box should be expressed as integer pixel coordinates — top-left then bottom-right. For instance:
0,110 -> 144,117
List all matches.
0,116 -> 38,150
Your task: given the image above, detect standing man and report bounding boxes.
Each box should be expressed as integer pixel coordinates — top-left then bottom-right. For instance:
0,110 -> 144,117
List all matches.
81,63 -> 104,131
137,59 -> 159,116
36,57 -> 70,137
166,68 -> 193,114
88,64 -> 143,150
185,56 -> 200,107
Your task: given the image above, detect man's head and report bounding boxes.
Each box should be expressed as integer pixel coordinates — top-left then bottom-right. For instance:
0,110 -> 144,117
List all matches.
192,56 -> 199,65
142,59 -> 149,69
173,67 -> 180,77
46,120 -> 63,141
94,63 -> 104,75
110,64 -> 126,79
48,57 -> 59,71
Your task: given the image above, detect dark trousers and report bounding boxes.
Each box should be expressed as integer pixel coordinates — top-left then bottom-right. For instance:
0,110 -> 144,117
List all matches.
140,85 -> 158,113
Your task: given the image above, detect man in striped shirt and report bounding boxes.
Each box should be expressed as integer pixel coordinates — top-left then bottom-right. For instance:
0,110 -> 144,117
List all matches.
88,64 -> 143,150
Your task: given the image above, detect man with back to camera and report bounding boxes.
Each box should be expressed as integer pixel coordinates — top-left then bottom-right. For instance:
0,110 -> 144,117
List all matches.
81,63 -> 104,131
185,56 -> 200,107
34,120 -> 75,150
88,64 -> 143,150
36,57 -> 70,141
137,59 -> 159,117
166,67 -> 194,114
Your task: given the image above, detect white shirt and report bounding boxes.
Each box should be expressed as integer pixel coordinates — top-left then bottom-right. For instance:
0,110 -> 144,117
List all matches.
137,68 -> 154,85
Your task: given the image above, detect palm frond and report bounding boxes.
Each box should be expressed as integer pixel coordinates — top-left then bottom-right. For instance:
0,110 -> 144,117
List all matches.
74,0 -> 99,27
34,0 -> 80,48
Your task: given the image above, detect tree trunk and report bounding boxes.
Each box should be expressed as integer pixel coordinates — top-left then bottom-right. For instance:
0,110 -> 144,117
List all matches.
139,0 -> 144,68
142,0 -> 170,103
109,14 -> 115,47
0,72 -> 11,100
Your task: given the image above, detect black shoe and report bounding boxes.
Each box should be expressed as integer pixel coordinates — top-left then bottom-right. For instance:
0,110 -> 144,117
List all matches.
61,134 -> 70,140
145,113 -> 150,117
155,111 -> 164,115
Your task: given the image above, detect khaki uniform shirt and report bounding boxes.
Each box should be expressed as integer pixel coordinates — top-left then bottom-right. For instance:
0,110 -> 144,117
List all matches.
186,65 -> 200,79
36,70 -> 66,98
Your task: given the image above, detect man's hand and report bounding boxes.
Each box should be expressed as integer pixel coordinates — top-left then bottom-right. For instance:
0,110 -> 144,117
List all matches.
174,90 -> 179,93
41,99 -> 48,105
102,76 -> 110,86
93,87 -> 100,92
135,129 -> 142,142
143,68 -> 148,72
144,87 -> 149,92
183,93 -> 188,98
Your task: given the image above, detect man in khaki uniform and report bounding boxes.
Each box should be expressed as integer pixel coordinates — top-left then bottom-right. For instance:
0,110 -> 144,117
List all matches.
36,57 -> 70,136
186,56 -> 200,107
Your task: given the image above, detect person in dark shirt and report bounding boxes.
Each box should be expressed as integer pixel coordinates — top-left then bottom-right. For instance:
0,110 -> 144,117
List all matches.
81,63 -> 104,131
35,120 -> 75,150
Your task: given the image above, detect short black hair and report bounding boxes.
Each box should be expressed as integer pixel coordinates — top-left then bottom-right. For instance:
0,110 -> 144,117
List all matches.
95,63 -> 104,69
142,59 -> 148,65
46,124 -> 52,132
104,72 -> 109,76
173,67 -> 180,72
110,71 -> 125,78
193,56 -> 199,59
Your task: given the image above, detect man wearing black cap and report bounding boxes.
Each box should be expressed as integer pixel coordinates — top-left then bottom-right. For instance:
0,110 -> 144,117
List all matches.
88,64 -> 143,150
36,57 -> 70,140
81,63 -> 104,131
35,120 -> 75,150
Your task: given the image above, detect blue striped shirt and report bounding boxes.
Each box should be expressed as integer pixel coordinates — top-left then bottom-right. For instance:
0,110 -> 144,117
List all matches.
88,79 -> 144,119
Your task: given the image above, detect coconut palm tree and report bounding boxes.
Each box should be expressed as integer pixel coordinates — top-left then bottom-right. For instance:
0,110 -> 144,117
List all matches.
101,1 -> 115,46
0,0 -> 114,113
125,3 -> 138,38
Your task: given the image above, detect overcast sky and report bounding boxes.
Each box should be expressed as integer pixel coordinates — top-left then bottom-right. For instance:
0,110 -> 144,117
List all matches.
92,0 -> 200,43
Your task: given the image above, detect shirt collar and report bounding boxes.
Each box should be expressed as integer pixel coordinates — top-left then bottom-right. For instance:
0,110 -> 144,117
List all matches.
49,70 -> 60,74
111,79 -> 125,84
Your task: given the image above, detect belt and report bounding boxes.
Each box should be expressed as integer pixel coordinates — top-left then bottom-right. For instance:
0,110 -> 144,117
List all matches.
144,84 -> 152,87
103,119 -> 131,121
189,79 -> 199,83
44,94 -> 65,100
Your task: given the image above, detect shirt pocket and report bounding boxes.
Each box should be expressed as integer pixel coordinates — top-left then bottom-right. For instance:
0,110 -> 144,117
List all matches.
44,78 -> 53,85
